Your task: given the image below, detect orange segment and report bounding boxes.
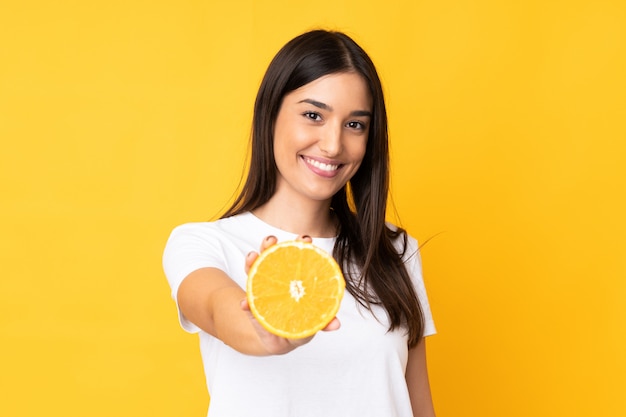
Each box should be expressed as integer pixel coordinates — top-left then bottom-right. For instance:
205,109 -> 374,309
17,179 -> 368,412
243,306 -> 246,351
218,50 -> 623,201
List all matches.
246,240 -> 345,339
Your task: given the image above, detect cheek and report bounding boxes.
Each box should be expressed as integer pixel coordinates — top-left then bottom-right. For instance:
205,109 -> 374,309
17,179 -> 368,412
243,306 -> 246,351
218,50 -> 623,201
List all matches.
351,139 -> 368,163
272,123 -> 292,160
274,118 -> 306,152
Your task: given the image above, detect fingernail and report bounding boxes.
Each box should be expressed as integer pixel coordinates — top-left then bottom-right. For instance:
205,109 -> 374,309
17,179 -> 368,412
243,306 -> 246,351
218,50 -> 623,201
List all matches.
246,251 -> 255,259
302,235 -> 311,240
264,235 -> 276,242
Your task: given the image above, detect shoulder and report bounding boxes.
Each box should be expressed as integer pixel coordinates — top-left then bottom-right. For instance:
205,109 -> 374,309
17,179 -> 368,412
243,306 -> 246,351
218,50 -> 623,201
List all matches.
165,220 -> 224,249
163,215 -> 250,259
164,211 -> 290,258
162,214 -> 257,286
166,213 -> 251,242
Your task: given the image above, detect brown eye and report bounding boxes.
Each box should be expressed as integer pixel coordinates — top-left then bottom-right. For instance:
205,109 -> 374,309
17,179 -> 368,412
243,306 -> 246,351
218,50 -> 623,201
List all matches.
346,121 -> 365,130
303,111 -> 322,121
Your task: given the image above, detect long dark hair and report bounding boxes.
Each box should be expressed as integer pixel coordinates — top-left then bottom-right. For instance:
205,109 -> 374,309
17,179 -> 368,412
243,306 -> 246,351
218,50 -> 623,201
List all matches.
223,30 -> 424,347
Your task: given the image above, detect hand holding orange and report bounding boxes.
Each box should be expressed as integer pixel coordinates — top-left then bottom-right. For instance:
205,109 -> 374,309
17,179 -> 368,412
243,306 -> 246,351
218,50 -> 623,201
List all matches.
246,239 -> 345,339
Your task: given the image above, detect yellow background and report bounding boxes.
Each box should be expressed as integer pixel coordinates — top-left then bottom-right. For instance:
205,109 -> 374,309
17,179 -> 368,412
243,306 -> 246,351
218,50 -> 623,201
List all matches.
1,1 -> 625,416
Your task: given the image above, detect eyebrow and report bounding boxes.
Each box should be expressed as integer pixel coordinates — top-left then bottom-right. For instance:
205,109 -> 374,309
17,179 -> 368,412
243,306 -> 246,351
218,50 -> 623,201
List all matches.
298,99 -> 372,118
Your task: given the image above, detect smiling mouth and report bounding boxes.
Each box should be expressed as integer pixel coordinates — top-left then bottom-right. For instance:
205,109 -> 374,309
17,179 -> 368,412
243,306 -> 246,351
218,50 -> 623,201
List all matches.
303,157 -> 341,172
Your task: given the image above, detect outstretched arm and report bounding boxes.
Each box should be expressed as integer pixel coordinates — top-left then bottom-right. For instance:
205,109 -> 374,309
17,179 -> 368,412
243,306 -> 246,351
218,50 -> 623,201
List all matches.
176,235 -> 339,356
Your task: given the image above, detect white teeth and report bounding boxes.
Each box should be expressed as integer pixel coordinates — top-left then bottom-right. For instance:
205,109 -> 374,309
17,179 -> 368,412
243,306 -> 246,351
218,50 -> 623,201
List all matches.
305,157 -> 339,171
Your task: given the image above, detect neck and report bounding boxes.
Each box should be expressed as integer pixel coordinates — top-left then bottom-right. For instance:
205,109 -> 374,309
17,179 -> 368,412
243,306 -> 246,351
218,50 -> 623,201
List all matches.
252,196 -> 337,238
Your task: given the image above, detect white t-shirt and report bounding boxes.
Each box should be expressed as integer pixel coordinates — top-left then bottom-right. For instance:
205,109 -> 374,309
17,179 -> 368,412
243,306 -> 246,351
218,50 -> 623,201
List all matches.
163,212 -> 436,417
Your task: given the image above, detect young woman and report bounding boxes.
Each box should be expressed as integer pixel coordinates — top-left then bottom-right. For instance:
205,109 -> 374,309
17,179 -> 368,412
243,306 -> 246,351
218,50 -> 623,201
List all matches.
163,29 -> 437,417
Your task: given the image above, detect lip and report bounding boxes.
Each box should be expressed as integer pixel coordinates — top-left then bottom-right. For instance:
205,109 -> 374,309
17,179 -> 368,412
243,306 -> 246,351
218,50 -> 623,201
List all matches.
301,155 -> 343,178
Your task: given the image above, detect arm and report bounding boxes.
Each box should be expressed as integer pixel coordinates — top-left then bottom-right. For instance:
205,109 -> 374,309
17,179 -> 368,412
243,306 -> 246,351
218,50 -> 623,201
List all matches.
406,338 -> 436,417
176,235 -> 339,356
177,265 -> 272,355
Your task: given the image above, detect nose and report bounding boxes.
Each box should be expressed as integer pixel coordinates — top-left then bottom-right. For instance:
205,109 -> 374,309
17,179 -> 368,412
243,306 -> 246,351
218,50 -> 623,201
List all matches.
318,122 -> 343,156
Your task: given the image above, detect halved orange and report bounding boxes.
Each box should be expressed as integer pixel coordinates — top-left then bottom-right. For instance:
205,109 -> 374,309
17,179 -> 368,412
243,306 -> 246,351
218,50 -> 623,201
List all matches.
246,240 -> 345,339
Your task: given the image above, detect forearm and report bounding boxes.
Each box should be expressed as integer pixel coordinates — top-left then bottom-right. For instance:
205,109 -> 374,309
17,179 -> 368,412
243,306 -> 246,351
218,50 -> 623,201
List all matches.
178,267 -> 313,356
210,287 -> 272,355
406,338 -> 436,417
177,268 -> 270,355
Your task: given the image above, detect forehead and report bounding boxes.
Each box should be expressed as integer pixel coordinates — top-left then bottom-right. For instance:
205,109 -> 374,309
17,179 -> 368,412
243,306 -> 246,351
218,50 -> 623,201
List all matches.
285,72 -> 373,110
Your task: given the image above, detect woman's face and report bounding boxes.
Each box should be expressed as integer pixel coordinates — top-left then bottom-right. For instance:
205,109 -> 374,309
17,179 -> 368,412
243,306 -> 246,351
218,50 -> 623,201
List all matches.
272,72 -> 372,206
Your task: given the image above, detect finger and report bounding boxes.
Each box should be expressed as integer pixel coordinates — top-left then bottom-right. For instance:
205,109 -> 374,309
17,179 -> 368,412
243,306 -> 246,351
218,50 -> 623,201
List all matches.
244,251 -> 259,274
296,234 -> 312,243
260,235 -> 277,252
322,317 -> 341,332
240,297 -> 250,311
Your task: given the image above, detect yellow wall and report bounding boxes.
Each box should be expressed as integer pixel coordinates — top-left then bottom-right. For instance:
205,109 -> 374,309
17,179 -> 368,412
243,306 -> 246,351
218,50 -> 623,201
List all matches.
1,1 -> 624,416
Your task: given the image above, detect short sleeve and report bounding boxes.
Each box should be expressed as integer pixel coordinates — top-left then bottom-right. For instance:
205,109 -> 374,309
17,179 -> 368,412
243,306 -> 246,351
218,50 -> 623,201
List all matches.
403,235 -> 437,337
162,223 -> 228,333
